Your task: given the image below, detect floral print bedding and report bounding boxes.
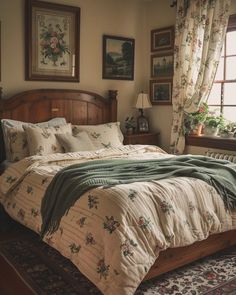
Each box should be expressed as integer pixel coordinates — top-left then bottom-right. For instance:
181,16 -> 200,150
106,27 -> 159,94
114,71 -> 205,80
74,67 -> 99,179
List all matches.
0,145 -> 236,295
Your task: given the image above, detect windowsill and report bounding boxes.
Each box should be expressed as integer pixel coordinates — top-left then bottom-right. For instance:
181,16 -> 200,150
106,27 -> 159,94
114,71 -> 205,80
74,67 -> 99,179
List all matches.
186,135 -> 236,151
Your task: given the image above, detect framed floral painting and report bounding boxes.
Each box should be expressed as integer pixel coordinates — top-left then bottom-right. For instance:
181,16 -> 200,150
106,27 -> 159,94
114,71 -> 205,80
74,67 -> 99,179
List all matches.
150,79 -> 172,105
25,0 -> 80,82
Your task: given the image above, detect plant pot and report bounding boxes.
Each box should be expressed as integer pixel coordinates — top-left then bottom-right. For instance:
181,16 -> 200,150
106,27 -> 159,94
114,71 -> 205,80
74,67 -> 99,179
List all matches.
126,128 -> 134,135
220,132 -> 234,138
190,124 -> 203,136
204,127 -> 219,136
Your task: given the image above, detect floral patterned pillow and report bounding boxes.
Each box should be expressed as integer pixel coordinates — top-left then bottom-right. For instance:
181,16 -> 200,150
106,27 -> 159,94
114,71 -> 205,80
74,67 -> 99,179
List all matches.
1,118 -> 67,161
5,126 -> 29,162
72,122 -> 124,149
56,132 -> 96,152
24,124 -> 72,156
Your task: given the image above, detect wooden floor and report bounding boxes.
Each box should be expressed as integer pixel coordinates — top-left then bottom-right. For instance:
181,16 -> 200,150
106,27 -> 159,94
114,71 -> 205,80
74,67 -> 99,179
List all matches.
0,224 -> 35,295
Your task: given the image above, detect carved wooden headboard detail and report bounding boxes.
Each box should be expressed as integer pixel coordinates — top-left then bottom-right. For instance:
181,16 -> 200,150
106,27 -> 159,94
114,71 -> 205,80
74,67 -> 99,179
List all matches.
0,88 -> 118,163
0,88 -> 118,124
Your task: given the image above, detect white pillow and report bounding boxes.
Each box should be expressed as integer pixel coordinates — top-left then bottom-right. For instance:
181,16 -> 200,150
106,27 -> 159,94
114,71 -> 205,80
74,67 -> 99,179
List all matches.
56,132 -> 96,152
24,123 -> 72,156
72,122 -> 124,149
1,118 -> 67,161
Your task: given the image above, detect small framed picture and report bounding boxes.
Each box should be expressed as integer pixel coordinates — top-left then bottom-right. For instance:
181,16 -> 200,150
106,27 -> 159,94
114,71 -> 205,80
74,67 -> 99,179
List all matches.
151,53 -> 174,78
151,26 -> 174,52
102,35 -> 135,80
150,80 -> 172,105
25,0 -> 80,82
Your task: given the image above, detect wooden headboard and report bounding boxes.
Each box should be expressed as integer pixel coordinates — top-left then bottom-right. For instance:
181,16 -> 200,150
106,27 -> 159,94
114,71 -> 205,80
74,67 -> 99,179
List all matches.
0,88 -> 118,162
0,88 -> 117,124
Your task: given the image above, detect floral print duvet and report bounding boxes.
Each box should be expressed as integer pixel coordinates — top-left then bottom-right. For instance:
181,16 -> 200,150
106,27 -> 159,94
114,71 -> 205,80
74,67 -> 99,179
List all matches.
0,145 -> 236,295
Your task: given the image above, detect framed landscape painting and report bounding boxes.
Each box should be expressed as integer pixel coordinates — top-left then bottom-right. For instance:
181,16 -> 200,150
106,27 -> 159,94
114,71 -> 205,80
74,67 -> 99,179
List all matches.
151,53 -> 173,78
151,26 -> 174,52
150,80 -> 172,105
25,0 -> 80,82
102,35 -> 135,80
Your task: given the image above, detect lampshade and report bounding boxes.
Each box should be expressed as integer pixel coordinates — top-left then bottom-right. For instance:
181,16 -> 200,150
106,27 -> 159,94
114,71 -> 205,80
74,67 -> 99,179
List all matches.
135,93 -> 152,109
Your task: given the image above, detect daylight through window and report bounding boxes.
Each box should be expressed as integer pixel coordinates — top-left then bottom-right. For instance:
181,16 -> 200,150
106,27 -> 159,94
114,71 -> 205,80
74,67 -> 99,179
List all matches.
207,15 -> 236,123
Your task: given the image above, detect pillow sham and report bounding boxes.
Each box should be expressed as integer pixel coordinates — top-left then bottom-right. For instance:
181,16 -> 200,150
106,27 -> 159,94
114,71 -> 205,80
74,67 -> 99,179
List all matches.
5,126 -> 29,162
24,123 -> 72,156
1,118 -> 67,162
56,132 -> 96,152
72,122 -> 124,149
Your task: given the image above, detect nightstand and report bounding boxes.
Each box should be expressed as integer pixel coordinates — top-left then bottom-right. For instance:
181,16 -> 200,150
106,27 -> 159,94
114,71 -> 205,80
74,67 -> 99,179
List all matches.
0,163 -> 4,176
123,132 -> 160,145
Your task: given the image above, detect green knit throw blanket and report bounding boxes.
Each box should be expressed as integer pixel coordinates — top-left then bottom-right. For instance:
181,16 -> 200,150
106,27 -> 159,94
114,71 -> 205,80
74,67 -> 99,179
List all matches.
40,155 -> 236,238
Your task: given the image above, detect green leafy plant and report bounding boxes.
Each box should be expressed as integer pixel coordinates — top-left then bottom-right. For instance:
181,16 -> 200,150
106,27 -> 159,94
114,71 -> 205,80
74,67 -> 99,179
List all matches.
203,115 -> 224,136
184,102 -> 209,135
219,121 -> 236,137
204,115 -> 224,128
125,116 -> 136,130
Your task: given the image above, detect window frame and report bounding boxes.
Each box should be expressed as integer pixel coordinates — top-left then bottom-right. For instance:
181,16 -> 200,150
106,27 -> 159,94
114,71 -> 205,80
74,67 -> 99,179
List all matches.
186,14 -> 236,150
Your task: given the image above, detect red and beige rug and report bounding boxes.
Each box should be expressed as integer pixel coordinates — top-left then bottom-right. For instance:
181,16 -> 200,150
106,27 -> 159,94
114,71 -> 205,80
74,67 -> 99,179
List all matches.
0,235 -> 236,295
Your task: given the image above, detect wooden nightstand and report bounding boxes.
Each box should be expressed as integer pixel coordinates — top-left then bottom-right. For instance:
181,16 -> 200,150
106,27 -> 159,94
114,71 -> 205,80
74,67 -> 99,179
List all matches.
0,163 -> 5,176
123,132 -> 160,145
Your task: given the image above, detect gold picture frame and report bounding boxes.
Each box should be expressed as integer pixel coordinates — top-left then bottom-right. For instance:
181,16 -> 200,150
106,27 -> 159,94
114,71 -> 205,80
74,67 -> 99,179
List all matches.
25,0 -> 80,82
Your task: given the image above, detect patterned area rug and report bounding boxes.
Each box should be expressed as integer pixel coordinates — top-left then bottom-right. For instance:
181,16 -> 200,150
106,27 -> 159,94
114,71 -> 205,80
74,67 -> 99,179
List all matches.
0,236 -> 236,295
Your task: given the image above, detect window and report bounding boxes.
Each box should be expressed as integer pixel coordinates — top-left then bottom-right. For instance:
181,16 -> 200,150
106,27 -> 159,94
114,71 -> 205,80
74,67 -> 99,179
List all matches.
207,15 -> 236,122
187,15 -> 236,150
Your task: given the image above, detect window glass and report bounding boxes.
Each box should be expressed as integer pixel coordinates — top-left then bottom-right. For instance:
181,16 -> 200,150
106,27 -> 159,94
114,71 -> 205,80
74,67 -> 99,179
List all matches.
224,83 -> 236,104
223,106 -> 236,122
208,106 -> 221,116
226,31 -> 236,56
207,17 -> 236,126
226,56 -> 236,80
207,83 -> 221,105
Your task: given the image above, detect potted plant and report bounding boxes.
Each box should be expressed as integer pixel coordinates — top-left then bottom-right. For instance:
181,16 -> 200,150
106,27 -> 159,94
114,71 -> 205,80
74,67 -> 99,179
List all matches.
184,102 -> 209,135
203,115 -> 224,136
219,121 -> 236,138
125,116 -> 136,134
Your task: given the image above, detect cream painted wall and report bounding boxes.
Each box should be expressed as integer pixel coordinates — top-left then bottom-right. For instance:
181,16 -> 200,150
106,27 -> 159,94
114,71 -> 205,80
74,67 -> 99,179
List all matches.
0,0 -> 147,132
143,0 -> 176,152
1,0 -> 236,153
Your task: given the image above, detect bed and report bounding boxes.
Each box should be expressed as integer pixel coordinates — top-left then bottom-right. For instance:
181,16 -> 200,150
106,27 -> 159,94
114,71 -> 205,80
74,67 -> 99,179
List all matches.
0,88 -> 236,295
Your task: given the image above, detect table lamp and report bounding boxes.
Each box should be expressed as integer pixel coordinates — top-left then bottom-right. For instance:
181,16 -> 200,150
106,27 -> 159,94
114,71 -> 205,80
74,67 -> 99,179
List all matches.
135,92 -> 152,133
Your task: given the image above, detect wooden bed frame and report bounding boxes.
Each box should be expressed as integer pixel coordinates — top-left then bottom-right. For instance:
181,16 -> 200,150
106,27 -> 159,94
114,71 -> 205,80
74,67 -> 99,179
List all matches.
0,88 -> 236,282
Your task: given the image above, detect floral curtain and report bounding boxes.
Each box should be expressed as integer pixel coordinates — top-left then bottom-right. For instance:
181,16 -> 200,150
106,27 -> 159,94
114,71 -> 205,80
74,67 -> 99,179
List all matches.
170,0 -> 231,154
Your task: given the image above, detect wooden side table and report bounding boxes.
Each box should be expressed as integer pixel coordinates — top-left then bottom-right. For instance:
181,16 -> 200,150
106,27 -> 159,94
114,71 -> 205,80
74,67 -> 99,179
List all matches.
123,132 -> 160,145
